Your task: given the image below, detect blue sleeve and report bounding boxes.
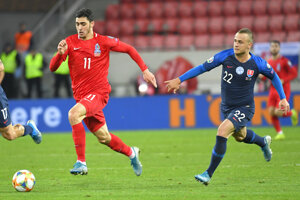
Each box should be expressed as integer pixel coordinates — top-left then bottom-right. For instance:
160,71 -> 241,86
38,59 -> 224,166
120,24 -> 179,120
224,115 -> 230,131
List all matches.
179,49 -> 234,82
253,55 -> 286,99
271,73 -> 286,100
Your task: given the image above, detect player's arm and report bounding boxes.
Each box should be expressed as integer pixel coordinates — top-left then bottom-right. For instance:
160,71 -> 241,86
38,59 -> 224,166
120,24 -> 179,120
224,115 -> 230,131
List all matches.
111,41 -> 157,87
0,59 -> 5,84
49,39 -> 68,72
165,49 -> 232,94
259,60 -> 290,114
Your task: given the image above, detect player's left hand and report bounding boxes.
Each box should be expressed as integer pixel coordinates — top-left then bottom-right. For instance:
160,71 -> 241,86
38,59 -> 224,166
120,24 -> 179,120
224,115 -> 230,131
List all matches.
279,98 -> 290,115
143,69 -> 157,88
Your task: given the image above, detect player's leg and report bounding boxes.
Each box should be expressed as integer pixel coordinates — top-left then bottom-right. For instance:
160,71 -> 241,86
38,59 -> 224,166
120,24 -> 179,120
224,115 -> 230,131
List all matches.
68,103 -> 87,175
195,119 -> 234,185
91,122 -> 142,176
233,127 -> 272,162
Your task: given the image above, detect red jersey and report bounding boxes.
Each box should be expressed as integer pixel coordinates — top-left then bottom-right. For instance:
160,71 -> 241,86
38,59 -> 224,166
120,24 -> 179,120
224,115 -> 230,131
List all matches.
50,33 -> 147,100
267,55 -> 297,95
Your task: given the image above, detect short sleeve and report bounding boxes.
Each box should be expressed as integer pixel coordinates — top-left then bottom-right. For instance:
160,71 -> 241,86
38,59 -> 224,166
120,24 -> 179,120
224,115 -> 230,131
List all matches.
254,56 -> 275,80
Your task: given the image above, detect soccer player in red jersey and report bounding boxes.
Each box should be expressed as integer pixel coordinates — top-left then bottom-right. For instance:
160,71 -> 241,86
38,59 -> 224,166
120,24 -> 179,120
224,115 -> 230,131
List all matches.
49,8 -> 157,176
267,40 -> 298,140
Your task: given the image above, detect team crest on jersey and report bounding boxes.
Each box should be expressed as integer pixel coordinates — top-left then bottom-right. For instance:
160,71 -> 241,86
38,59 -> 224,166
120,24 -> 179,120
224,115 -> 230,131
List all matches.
207,56 -> 214,63
236,66 -> 244,75
276,63 -> 281,71
247,69 -> 254,77
94,43 -> 101,57
267,63 -> 271,69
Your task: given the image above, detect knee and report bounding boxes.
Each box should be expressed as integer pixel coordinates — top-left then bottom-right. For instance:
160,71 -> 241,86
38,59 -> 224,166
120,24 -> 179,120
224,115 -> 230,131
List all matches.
68,109 -> 80,124
217,126 -> 228,138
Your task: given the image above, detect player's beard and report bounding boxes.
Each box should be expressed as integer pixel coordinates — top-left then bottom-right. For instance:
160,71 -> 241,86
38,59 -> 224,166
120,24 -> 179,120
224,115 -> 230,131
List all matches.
271,50 -> 279,57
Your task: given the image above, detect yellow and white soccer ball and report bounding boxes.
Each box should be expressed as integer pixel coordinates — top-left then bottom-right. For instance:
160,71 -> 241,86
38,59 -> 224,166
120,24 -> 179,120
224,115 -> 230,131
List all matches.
12,170 -> 36,192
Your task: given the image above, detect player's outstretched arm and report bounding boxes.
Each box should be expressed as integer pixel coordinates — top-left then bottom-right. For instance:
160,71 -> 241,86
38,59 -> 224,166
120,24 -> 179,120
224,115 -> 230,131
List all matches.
165,78 -> 181,94
111,41 -> 157,88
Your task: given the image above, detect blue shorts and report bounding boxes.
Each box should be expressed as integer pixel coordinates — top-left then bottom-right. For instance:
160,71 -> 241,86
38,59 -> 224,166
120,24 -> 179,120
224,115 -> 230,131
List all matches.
0,88 -> 11,128
222,106 -> 254,133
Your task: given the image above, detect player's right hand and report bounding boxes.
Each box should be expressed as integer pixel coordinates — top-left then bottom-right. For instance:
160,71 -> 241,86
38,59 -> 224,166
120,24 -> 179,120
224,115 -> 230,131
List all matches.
165,78 -> 181,94
57,39 -> 68,55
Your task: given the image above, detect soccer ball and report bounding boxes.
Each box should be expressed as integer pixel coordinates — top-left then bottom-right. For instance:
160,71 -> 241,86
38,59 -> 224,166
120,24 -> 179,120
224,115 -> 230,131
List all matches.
12,170 -> 36,192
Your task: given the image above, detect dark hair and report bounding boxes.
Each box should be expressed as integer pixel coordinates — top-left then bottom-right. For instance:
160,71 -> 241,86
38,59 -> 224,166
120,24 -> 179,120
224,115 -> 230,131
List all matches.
237,28 -> 253,43
75,8 -> 94,22
270,40 -> 280,45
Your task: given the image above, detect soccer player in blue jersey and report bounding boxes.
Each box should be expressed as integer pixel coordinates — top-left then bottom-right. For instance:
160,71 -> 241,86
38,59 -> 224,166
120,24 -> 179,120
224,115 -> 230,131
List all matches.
0,58 -> 42,143
165,28 -> 290,185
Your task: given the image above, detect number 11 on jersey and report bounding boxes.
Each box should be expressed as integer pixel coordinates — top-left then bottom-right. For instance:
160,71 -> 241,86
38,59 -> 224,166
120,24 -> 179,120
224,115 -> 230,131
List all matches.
84,57 -> 91,69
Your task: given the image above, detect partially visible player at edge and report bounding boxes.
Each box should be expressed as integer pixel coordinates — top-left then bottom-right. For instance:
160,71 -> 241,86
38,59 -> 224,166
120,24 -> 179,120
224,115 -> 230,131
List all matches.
49,8 -> 157,176
165,28 -> 290,185
0,58 -> 42,143
266,40 -> 298,140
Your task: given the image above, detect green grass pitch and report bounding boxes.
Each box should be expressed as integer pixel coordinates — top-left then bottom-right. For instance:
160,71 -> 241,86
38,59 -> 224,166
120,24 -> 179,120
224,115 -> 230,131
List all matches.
1,127 -> 300,200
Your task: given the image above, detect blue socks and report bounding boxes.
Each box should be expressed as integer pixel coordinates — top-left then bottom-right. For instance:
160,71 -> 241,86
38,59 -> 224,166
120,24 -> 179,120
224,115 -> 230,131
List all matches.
23,125 -> 33,136
243,129 -> 265,147
207,136 -> 227,177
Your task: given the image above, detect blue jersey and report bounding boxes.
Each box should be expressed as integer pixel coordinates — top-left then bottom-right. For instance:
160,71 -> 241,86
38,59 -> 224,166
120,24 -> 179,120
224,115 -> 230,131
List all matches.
179,48 -> 284,111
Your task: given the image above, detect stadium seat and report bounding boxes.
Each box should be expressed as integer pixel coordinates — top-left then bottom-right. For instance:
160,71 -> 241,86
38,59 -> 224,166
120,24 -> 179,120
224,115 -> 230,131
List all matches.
224,16 -> 239,34
253,0 -> 268,16
164,2 -> 178,18
120,3 -> 135,19
238,1 -> 253,16
269,15 -> 284,33
193,1 -> 208,18
208,17 -> 224,34
286,31 -> 300,42
270,32 -> 286,42
135,35 -> 150,51
105,20 -> 120,37
120,36 -> 135,46
283,0 -> 298,14
164,18 -> 179,34
150,34 -> 164,50
255,32 -> 271,43
178,1 -> 193,18
148,18 -> 164,34
93,20 -> 106,35
267,0 -> 282,15
284,14 -> 300,32
209,34 -> 224,49
179,35 -> 194,50
253,15 -> 269,33
135,19 -> 149,34
105,4 -> 120,20
120,19 -> 135,36
164,34 -> 179,50
238,15 -> 254,30
135,3 -> 149,19
223,0 -> 238,16
194,17 -> 209,35
177,18 -> 194,35
208,1 -> 223,16
149,2 -> 163,18
224,34 -> 235,48
194,34 -> 209,49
